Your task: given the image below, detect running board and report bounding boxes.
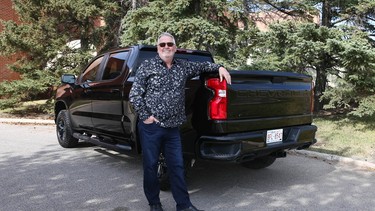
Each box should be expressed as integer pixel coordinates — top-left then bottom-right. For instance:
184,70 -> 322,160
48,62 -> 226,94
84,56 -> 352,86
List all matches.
73,133 -> 132,153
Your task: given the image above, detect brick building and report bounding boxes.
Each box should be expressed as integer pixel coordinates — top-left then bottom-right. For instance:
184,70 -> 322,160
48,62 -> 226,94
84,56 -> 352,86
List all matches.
0,0 -> 21,82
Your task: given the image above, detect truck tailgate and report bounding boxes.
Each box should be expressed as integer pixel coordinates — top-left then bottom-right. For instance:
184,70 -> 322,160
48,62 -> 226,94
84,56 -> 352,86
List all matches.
203,70 -> 314,134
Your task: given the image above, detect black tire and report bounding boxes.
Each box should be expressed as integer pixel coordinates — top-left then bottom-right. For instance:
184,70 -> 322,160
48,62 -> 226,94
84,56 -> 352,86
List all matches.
157,154 -> 170,191
241,156 -> 277,169
157,154 -> 191,191
56,110 -> 79,148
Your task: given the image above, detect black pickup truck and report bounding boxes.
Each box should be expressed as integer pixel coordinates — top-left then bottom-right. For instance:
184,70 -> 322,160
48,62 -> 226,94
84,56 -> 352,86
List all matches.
55,45 -> 317,177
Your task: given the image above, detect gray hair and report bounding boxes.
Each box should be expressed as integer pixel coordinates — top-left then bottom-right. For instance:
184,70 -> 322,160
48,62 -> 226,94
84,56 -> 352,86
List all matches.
157,32 -> 176,45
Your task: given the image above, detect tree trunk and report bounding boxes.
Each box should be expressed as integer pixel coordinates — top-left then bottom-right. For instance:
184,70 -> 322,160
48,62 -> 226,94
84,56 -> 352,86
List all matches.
321,0 -> 332,27
314,68 -> 327,111
313,0 -> 332,112
314,52 -> 332,112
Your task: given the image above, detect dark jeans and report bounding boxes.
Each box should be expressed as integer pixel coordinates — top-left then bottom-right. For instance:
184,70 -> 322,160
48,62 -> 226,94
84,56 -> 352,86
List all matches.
138,121 -> 192,210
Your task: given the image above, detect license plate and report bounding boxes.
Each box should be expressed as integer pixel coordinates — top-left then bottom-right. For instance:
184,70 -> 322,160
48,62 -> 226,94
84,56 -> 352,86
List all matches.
266,129 -> 283,144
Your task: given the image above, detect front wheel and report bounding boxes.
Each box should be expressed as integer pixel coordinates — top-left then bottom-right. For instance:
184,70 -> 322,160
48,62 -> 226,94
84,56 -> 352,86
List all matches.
241,156 -> 276,169
157,154 -> 191,191
56,110 -> 78,148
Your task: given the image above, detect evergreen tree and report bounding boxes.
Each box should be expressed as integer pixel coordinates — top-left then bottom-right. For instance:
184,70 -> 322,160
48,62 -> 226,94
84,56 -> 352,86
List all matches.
0,0 -> 126,110
241,0 -> 375,114
120,0 -> 257,68
245,21 -> 374,112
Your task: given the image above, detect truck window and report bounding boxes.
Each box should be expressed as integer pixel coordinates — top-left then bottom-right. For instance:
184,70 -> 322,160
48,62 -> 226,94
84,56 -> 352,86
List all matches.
174,53 -> 214,63
81,56 -> 104,83
102,51 -> 129,80
133,51 -> 157,72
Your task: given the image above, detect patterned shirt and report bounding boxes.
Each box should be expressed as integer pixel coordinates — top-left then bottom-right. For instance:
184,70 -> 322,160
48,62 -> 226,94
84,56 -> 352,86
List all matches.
129,55 -> 221,128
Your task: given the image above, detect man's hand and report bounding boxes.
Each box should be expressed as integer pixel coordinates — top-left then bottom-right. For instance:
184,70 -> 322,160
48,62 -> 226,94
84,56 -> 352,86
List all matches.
219,66 -> 231,84
143,116 -> 159,124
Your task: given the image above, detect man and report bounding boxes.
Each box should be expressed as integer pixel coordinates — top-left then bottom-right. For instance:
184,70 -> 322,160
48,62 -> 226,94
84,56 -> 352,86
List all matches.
129,32 -> 231,211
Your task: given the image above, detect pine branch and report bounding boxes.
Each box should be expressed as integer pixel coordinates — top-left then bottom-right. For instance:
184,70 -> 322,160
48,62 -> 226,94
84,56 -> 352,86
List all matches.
332,17 -> 350,25
262,0 -> 297,17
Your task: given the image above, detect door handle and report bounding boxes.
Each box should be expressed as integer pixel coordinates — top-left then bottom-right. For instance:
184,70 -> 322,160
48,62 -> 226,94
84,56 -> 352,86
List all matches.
83,88 -> 92,93
110,89 -> 120,93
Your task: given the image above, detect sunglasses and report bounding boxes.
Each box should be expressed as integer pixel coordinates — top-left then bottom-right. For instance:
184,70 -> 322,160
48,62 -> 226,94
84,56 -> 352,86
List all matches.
158,42 -> 175,47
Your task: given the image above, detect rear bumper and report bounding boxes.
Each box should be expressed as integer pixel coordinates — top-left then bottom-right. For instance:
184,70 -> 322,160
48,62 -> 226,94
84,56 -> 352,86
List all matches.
197,124 -> 317,162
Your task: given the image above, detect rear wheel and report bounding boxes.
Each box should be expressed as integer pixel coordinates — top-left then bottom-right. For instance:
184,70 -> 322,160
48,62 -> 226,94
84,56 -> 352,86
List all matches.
241,156 -> 276,169
56,110 -> 78,148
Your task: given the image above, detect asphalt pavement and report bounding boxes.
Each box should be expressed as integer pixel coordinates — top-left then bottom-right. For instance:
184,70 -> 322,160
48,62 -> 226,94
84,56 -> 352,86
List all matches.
1,122 -> 375,211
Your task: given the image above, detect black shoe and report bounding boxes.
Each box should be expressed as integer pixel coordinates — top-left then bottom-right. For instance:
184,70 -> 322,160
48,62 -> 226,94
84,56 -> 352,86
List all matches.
150,204 -> 164,211
180,205 -> 203,211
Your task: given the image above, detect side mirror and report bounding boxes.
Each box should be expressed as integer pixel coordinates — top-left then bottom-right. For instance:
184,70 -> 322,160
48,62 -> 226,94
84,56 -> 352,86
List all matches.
61,74 -> 76,84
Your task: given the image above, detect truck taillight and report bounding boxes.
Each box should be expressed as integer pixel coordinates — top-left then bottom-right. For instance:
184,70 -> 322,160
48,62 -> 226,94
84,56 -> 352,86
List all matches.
206,78 -> 227,120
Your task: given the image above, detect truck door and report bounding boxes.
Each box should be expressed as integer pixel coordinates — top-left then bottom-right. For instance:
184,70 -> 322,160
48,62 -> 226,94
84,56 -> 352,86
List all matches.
91,51 -> 130,137
70,55 -> 105,130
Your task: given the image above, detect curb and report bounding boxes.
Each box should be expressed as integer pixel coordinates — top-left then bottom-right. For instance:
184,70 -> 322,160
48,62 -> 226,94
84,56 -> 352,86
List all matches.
289,149 -> 375,170
0,118 -> 55,125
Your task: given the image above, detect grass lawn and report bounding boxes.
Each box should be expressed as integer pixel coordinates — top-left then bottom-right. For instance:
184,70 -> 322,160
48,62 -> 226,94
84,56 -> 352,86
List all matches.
0,99 -> 53,119
311,115 -> 375,162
